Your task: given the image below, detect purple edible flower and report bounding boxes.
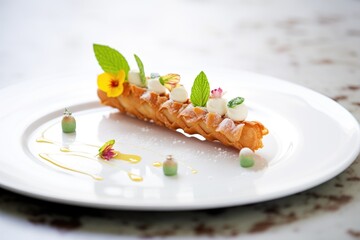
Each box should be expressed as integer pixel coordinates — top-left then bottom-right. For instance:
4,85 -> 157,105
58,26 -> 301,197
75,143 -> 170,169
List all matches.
98,139 -> 117,160
210,87 -> 224,98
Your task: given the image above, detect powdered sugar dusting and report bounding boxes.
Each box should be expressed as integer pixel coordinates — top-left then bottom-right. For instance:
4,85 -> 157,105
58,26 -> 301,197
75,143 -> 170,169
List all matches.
179,104 -> 194,117
216,118 -> 235,133
140,91 -> 151,101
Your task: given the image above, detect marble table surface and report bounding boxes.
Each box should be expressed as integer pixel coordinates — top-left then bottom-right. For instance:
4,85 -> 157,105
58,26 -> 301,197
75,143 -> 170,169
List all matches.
0,0 -> 359,239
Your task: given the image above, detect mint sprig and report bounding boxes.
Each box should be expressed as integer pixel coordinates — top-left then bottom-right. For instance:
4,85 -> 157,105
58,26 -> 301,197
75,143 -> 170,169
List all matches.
190,71 -> 210,107
93,44 -> 130,77
134,54 -> 147,86
227,97 -> 245,108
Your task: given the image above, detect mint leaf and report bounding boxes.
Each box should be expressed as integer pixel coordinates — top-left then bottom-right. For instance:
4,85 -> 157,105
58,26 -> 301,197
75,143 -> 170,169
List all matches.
93,44 -> 130,77
134,54 -> 147,86
190,71 -> 210,107
227,97 -> 245,108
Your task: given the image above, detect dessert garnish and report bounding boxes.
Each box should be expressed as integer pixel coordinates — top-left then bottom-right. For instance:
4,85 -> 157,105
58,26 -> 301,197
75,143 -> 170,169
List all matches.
127,54 -> 147,88
206,87 -> 227,116
150,73 -> 160,78
148,78 -> 167,94
170,85 -> 188,103
239,148 -> 255,168
98,139 -> 117,160
134,54 -> 147,86
190,71 -> 210,107
94,44 -> 130,97
93,44 -> 130,77
148,72 -> 167,94
62,108 -> 76,133
163,155 -> 178,176
128,69 -> 144,87
94,44 -> 268,151
226,97 -> 248,122
227,97 -> 245,108
36,128 -> 143,181
210,87 -> 224,98
159,73 -> 181,90
97,70 -> 125,97
97,139 -> 141,163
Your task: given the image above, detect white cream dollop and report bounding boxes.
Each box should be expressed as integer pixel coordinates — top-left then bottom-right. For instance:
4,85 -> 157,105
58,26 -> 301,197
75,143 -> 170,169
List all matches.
147,78 -> 167,94
239,147 -> 253,157
226,103 -> 248,121
206,98 -> 227,116
128,70 -> 144,87
170,85 -> 188,103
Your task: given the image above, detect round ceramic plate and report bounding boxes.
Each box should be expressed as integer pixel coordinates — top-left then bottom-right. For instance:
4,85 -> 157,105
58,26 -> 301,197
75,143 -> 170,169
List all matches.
0,69 -> 359,211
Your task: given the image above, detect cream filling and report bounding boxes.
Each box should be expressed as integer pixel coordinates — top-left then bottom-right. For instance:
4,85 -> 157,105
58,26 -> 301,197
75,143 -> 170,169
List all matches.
128,70 -> 144,87
147,78 -> 167,94
239,147 -> 253,157
170,86 -> 188,103
226,103 -> 248,121
206,98 -> 227,116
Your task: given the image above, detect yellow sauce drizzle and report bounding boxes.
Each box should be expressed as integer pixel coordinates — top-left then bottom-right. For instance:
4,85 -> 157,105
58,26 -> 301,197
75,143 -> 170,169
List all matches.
128,172 -> 143,182
63,153 -> 97,160
83,143 -> 101,148
36,133 -> 144,182
152,161 -> 163,167
60,147 -> 71,152
184,164 -> 198,174
36,138 -> 55,144
114,151 -> 141,164
39,153 -> 103,180
37,137 -> 100,150
35,127 -> 204,182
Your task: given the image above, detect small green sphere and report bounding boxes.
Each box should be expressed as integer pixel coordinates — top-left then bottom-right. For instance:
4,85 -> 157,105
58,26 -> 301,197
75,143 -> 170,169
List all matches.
163,165 -> 178,176
62,116 -> 76,133
240,155 -> 254,168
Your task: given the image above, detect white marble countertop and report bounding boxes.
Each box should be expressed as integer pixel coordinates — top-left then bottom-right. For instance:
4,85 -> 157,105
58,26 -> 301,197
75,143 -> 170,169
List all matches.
0,0 -> 360,239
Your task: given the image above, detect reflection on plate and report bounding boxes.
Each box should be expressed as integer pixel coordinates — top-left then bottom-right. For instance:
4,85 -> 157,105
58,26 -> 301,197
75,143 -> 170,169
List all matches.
0,69 -> 359,210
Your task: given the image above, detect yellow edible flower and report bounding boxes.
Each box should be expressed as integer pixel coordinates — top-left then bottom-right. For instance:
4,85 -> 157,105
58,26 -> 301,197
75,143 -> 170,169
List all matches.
97,70 -> 125,97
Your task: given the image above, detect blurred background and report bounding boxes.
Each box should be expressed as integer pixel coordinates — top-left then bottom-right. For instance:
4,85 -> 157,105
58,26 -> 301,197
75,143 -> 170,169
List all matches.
0,0 -> 359,239
1,0 -> 359,116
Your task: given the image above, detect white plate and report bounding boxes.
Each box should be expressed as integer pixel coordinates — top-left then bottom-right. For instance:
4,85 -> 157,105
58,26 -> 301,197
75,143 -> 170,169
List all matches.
0,69 -> 359,211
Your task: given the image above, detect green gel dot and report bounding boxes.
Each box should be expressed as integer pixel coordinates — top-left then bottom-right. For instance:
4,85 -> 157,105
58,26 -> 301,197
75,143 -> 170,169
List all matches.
62,118 -> 76,133
163,164 -> 178,176
163,155 -> 178,176
240,155 -> 254,168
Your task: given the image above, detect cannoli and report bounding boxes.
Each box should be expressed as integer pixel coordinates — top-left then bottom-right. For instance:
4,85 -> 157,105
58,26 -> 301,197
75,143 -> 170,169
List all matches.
94,44 -> 268,151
